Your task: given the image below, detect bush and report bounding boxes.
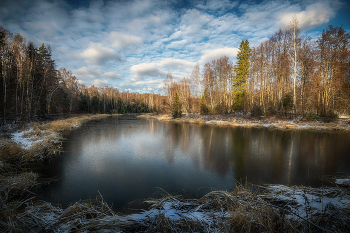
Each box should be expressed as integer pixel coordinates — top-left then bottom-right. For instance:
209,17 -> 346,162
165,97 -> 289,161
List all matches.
199,96 -> 209,115
213,104 -> 225,114
321,110 -> 338,122
200,103 -> 209,115
266,106 -> 276,117
282,92 -> 293,112
172,93 -> 182,118
250,105 -> 263,117
306,112 -> 319,121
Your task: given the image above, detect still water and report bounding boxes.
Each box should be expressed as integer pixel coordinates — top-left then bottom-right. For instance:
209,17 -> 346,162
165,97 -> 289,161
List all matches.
37,116 -> 350,211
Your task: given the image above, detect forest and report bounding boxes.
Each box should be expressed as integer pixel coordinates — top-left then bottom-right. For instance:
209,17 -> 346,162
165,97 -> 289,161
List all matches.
1,19 -> 350,124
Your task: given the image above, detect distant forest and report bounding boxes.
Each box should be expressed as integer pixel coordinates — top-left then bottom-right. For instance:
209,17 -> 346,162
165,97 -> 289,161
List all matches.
1,20 -> 349,124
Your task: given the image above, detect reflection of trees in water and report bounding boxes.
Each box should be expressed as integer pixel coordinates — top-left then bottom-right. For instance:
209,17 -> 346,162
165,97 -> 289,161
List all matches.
65,117 -> 350,188
200,126 -> 232,176
159,120 -> 350,186
81,117 -> 350,186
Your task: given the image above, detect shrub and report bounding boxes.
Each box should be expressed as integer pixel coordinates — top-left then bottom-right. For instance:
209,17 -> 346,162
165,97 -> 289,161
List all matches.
282,92 -> 293,112
306,112 -> 319,121
172,93 -> 182,118
199,95 -> 209,115
250,105 -> 263,117
213,103 -> 226,114
266,106 -> 276,117
321,110 -> 338,122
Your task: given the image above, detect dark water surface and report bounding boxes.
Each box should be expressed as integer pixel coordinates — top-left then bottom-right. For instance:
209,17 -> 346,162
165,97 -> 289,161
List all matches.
36,116 -> 350,211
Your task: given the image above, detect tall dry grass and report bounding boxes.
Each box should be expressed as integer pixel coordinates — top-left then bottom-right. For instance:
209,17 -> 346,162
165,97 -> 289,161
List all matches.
143,184 -> 295,232
0,114 -> 111,232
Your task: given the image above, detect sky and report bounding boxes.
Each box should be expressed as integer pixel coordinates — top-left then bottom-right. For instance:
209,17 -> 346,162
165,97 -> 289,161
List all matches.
1,0 -> 349,93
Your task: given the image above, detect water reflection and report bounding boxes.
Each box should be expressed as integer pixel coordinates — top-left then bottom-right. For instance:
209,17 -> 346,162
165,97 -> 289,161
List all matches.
39,116 -> 350,211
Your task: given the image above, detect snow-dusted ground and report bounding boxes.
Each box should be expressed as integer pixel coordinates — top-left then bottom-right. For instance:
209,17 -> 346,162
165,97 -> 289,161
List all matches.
335,178 -> 350,186
147,113 -> 350,131
264,185 -> 350,218
21,185 -> 349,232
11,128 -> 59,150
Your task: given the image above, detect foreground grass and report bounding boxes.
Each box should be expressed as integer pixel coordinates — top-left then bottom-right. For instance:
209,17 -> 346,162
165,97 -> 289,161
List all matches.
1,178 -> 349,232
1,114 -> 349,232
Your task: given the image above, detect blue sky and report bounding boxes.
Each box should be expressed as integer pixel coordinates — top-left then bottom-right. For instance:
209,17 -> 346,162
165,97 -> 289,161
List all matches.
1,0 -> 349,93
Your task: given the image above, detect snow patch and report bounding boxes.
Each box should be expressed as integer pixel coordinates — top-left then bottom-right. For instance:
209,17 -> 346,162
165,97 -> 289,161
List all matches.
11,128 -> 59,149
335,179 -> 350,186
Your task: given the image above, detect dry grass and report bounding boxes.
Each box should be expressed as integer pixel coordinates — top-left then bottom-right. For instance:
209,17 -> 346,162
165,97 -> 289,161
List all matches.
151,113 -> 350,131
2,114 -> 109,166
0,114 -> 112,232
142,184 -> 295,232
0,142 -> 25,163
141,183 -> 350,232
0,172 -> 38,194
0,172 -> 39,232
1,194 -> 132,232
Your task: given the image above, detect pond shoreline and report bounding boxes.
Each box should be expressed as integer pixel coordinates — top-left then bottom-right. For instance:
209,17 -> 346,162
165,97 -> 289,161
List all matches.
138,113 -> 350,131
1,114 -> 349,232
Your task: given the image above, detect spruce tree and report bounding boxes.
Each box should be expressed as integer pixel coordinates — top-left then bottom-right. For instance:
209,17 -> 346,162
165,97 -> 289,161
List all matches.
233,40 -> 252,91
172,93 -> 182,118
232,39 -> 252,111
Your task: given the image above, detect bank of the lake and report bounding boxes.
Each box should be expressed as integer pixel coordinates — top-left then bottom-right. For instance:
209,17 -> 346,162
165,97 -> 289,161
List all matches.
1,114 -> 349,232
139,113 -> 350,131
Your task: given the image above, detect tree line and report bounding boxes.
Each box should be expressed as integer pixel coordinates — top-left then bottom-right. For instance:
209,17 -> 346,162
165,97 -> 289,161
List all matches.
166,20 -> 350,119
0,26 -> 165,124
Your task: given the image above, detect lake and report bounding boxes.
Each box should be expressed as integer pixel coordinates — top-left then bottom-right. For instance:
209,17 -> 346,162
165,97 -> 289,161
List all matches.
36,115 -> 350,212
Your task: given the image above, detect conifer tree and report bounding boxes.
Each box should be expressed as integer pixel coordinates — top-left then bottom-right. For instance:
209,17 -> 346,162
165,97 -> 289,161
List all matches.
172,92 -> 182,118
232,39 -> 252,111
233,39 -> 252,92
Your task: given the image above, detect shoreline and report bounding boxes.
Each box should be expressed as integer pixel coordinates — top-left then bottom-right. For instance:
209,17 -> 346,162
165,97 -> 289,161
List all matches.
138,113 -> 350,131
1,114 -> 350,232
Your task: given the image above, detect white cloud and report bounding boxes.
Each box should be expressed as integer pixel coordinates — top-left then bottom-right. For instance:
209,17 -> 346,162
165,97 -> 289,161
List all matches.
92,79 -> 110,87
278,1 -> 342,30
109,32 -> 143,49
72,66 -> 120,81
79,43 -> 122,65
134,79 -> 161,85
200,47 -> 238,64
130,63 -> 167,80
130,58 -> 196,82
160,58 -> 195,72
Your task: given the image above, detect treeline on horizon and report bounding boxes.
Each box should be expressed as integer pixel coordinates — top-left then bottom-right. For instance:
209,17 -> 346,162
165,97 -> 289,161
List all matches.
166,20 -> 350,119
0,26 -> 163,124
1,20 -> 350,124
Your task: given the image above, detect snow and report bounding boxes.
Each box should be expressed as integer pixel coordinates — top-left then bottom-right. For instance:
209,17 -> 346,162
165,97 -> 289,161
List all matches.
11,127 -> 60,149
205,120 -> 227,124
335,178 -> 350,186
265,185 -> 350,219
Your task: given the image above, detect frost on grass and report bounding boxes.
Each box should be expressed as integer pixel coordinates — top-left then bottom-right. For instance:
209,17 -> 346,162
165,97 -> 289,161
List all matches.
263,185 -> 350,232
4,115 -> 109,164
1,183 -> 349,232
335,178 -> 350,187
148,113 -> 350,131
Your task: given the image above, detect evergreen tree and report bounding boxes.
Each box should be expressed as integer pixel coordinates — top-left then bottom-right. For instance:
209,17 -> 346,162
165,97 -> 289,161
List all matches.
172,92 -> 182,118
233,40 -> 252,92
232,39 -> 252,111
